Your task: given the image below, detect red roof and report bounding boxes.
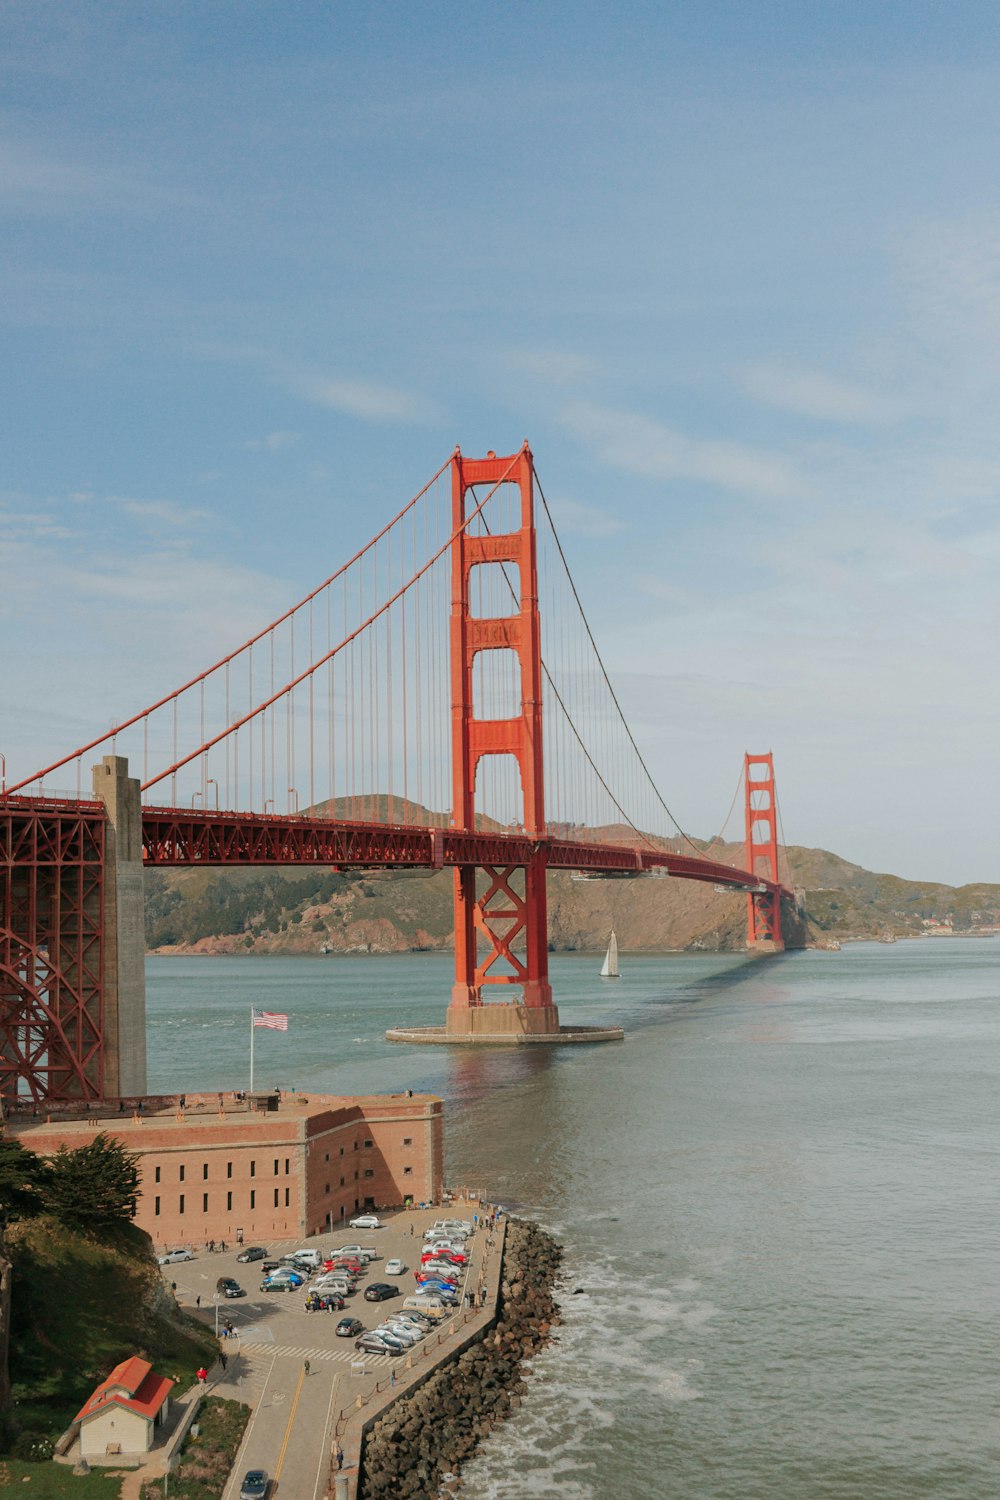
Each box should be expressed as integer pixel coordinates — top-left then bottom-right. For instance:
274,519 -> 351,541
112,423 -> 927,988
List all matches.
75,1356 -> 174,1424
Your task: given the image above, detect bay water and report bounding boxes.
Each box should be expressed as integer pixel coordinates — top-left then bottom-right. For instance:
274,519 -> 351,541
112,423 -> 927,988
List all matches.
147,939 -> 1000,1499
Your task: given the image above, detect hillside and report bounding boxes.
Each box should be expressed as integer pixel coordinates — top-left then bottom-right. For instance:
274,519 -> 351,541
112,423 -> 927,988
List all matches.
143,841 -> 1000,954
5,1217 -> 216,1448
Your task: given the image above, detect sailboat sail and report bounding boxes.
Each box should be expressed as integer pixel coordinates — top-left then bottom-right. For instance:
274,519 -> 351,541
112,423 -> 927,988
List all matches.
600,930 -> 620,979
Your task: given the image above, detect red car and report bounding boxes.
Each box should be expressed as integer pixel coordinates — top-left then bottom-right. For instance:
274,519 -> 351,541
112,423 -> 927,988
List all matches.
420,1250 -> 466,1266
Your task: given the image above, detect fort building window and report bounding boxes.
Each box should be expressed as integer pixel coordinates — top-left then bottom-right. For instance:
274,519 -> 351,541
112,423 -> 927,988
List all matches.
155,1165 -> 161,1183
324,1153 -> 330,1164
250,1160 -> 256,1177
179,1165 -> 185,1182
203,1163 -> 209,1180
203,1193 -> 209,1213
227,1161 -> 233,1179
363,1139 -> 373,1149
154,1196 -> 160,1216
403,1138 -> 412,1146
250,1190 -> 255,1210
227,1191 -> 232,1211
285,1158 -> 290,1173
274,1189 -> 279,1207
363,1169 -> 374,1179
285,1188 -> 290,1206
179,1195 -> 185,1215
274,1159 -> 279,1175
403,1167 -> 413,1176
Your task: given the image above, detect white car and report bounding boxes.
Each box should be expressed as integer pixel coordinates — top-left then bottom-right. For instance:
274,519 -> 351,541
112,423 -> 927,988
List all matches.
385,1259 -> 407,1276
349,1215 -> 383,1230
377,1320 -> 420,1346
383,1320 -> 425,1344
158,1248 -> 194,1265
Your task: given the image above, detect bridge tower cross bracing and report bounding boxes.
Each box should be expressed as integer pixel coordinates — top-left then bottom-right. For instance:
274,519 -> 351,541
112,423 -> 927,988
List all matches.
446,445 -> 560,1038
744,751 -> 784,951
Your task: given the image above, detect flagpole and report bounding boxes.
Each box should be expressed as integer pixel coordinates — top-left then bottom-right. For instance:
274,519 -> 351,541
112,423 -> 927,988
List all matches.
250,1007 -> 255,1095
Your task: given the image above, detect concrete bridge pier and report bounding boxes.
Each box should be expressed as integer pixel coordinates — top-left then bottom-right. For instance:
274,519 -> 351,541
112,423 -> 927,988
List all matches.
92,755 -> 147,1098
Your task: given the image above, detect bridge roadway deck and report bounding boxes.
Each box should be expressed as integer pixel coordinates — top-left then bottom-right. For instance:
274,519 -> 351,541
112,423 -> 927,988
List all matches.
137,804 -> 787,896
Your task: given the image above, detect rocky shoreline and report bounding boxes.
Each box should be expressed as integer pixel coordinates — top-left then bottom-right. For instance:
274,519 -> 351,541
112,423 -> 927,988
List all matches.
359,1218 -> 562,1499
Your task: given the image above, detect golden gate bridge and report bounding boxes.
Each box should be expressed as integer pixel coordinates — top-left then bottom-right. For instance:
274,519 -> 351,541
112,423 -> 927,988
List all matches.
0,445 -> 792,1103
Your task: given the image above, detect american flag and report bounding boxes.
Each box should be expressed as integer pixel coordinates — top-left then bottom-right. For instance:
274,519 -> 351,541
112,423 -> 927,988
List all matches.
252,1009 -> 288,1032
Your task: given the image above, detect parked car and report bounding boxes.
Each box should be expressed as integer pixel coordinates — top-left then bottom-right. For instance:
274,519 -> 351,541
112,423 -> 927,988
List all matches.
382,1316 -> 427,1341
218,1278 -> 246,1299
289,1248 -> 323,1269
376,1321 -> 420,1347
363,1282 -> 399,1302
402,1296 -> 449,1320
261,1259 -> 282,1273
336,1316 -> 365,1338
239,1471 -> 270,1500
355,1332 -> 406,1356
236,1246 -> 267,1263
416,1273 -> 459,1289
421,1249 -> 466,1265
385,1259 -> 407,1276
329,1245 -> 376,1261
157,1248 -> 194,1265
349,1214 -> 383,1230
305,1292 -> 344,1311
411,1287 -> 459,1307
261,1270 -> 305,1291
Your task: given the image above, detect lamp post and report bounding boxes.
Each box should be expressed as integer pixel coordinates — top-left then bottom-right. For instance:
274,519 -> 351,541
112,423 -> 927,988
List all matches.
206,778 -> 219,810
213,1292 -> 221,1339
191,791 -> 203,809
288,787 -> 299,814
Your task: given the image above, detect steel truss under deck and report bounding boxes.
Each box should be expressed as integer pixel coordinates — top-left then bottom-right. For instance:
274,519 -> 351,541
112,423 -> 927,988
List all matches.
0,798 -> 105,1103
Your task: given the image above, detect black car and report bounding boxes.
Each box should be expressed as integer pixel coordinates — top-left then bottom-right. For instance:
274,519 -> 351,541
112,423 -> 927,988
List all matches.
239,1470 -> 270,1500
236,1246 -> 267,1263
261,1259 -> 282,1272
218,1278 -> 246,1299
363,1282 -> 399,1302
336,1316 -> 364,1338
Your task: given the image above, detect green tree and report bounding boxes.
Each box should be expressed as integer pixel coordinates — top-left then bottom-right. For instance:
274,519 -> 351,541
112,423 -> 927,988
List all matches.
45,1133 -> 141,1232
0,1138 -> 50,1222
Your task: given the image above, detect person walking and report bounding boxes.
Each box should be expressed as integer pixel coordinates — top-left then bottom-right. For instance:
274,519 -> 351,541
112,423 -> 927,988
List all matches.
196,1366 -> 208,1385
220,1351 -> 228,1371
195,1295 -> 201,1309
336,1444 -> 344,1470
303,1358 -> 311,1377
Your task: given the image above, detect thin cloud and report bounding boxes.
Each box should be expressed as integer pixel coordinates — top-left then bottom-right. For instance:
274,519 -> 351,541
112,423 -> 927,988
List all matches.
116,498 -> 212,526
547,495 -> 624,538
246,430 -> 302,453
561,401 -> 809,500
742,363 -> 908,425
507,350 -> 598,385
293,373 -> 437,424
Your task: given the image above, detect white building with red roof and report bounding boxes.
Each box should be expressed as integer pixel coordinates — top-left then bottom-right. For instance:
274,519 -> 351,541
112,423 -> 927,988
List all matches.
73,1355 -> 174,1459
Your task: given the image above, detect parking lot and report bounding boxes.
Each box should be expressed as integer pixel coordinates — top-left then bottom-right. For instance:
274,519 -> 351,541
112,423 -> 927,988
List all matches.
161,1203 -> 492,1499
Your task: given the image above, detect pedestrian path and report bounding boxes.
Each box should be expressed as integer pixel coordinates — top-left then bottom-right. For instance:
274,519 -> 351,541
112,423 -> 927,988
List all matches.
241,1340 -> 390,1366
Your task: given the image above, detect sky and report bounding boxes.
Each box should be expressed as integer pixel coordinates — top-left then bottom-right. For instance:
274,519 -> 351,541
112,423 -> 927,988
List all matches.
2,0 -> 1000,885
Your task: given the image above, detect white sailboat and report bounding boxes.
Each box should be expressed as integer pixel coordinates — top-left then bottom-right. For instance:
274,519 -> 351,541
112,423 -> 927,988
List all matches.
600,929 -> 620,979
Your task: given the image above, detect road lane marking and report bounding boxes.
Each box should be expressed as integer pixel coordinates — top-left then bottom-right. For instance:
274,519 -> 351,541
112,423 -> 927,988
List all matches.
273,1361 -> 307,1487
313,1371 -> 341,1500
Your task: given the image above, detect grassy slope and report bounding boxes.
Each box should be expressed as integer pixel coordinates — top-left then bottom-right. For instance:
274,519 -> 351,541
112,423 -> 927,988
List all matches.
0,1460 -> 124,1496
7,1217 -> 218,1439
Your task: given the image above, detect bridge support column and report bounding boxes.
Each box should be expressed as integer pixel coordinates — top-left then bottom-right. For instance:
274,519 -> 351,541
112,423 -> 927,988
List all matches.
446,446 -> 560,1038
745,752 -> 784,953
92,756 -> 147,1095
